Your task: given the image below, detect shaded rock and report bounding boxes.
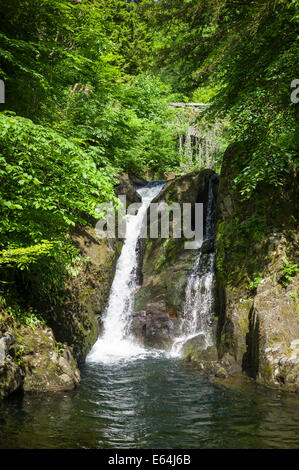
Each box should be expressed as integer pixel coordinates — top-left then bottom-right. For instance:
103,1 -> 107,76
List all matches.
0,332 -> 24,399
114,173 -> 142,206
0,344 -> 4,366
129,174 -> 148,188
0,333 -> 15,366
201,238 -> 214,254
0,359 -> 24,399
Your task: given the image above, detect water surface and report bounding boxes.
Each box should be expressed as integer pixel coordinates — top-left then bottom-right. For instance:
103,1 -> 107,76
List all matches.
0,355 -> 299,449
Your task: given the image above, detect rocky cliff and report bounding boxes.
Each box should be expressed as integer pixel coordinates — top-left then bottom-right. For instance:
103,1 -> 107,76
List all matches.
214,143 -> 299,392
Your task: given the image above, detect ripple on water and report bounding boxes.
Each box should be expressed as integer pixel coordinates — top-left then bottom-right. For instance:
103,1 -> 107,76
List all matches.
0,356 -> 299,448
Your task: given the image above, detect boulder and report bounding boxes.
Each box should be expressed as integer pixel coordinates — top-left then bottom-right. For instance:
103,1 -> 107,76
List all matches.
131,302 -> 175,349
22,334 -> 80,393
182,334 -> 211,357
0,324 -> 80,398
21,326 -> 80,393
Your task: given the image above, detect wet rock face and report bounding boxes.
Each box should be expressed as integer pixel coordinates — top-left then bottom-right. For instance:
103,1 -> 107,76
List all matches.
201,238 -> 214,254
133,169 -> 216,349
215,143 -> 299,392
131,302 -> 175,349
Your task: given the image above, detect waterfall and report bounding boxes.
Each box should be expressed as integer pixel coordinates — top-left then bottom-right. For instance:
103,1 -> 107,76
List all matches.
171,180 -> 216,354
87,183 -> 165,364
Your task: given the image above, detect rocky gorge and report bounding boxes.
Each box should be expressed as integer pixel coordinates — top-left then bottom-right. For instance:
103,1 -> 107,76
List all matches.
0,149 -> 298,399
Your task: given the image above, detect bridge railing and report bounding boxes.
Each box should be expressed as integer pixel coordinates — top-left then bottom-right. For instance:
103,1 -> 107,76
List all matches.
169,102 -> 211,109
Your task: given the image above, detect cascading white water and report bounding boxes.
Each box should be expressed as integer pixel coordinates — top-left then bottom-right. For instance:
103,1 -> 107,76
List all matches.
87,183 -> 164,364
171,181 -> 216,354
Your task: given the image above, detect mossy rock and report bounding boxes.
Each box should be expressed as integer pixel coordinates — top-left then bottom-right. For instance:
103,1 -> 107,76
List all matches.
215,143 -> 299,392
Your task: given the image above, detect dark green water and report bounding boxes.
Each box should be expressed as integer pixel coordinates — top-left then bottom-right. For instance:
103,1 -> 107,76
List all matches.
0,355 -> 299,449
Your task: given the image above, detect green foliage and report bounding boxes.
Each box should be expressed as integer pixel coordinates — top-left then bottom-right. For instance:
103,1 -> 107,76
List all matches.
192,83 -> 222,104
0,242 -> 56,270
0,0 -> 180,177
55,342 -> 64,357
142,0 -> 298,197
155,254 -> 167,274
249,273 -> 263,292
59,72 -> 180,175
279,258 -> 299,287
0,113 -> 117,251
16,345 -> 25,367
1,297 -> 43,327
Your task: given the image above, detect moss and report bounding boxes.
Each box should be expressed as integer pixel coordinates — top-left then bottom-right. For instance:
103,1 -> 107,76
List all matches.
216,144 -> 298,295
237,300 -> 252,337
155,254 -> 167,274
259,364 -> 275,382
